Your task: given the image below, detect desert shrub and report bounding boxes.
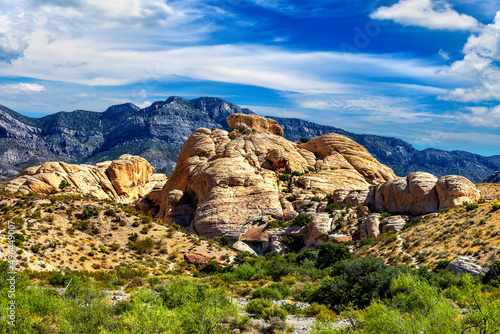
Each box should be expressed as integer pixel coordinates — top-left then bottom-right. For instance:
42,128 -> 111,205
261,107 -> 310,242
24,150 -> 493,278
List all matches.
128,237 -> 156,254
252,283 -> 289,300
317,242 -> 352,269
435,259 -> 451,271
267,219 -> 285,229
217,236 -> 231,247
300,137 -> 309,143
59,180 -> 71,190
80,208 -> 99,219
246,298 -> 272,316
312,258 -> 396,310
292,213 -> 311,227
279,174 -> 290,182
465,203 -> 479,211
491,203 -> 500,212
286,195 -> 296,202
261,306 -> 287,321
483,260 -> 500,287
199,260 -> 222,275
380,212 -> 392,219
325,203 -> 343,213
296,249 -> 318,265
12,233 -> 25,247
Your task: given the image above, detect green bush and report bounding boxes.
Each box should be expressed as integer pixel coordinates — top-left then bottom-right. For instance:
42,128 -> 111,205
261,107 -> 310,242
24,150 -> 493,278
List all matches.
325,203 -> 343,213
286,195 -> 296,202
491,203 -> 500,212
317,242 -> 352,269
261,306 -> 288,321
292,213 -> 311,227
252,283 -> 289,300
267,219 -> 285,229
59,180 -> 71,190
312,258 -> 396,310
300,137 -> 309,143
128,237 -> 156,254
465,203 -> 479,211
483,260 -> 500,287
279,174 -> 290,182
246,298 -> 272,316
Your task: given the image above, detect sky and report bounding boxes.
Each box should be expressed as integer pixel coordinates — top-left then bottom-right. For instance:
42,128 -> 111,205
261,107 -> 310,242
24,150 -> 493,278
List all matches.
0,0 -> 499,156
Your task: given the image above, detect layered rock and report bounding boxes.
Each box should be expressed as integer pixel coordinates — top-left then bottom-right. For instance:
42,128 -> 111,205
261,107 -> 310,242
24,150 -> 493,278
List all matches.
5,155 -> 166,203
227,113 -> 284,136
371,172 -> 480,216
155,115 -> 396,241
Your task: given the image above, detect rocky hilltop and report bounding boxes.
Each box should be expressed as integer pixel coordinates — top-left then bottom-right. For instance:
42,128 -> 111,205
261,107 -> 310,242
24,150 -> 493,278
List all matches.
1,97 -> 499,182
5,154 -> 166,203
485,170 -> 500,183
135,114 -> 480,252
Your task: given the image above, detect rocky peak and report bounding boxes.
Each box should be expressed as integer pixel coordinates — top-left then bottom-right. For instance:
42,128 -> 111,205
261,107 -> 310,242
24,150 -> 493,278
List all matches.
103,103 -> 140,119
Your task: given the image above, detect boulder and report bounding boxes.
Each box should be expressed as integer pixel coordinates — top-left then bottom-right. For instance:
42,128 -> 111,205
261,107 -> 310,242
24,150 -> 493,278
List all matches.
5,155 -> 165,204
371,172 -> 480,216
227,113 -> 284,136
183,251 -> 223,268
446,256 -> 488,276
436,175 -> 481,210
360,214 -> 381,238
304,213 -> 332,247
329,235 -> 352,243
381,216 -> 406,233
232,241 -> 257,255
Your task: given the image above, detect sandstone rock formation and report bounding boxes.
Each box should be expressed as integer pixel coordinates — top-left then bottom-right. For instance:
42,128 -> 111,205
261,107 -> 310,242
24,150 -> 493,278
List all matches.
5,155 -> 166,203
227,113 -> 284,136
153,114 -> 396,241
183,251 -> 223,267
371,172 -> 480,216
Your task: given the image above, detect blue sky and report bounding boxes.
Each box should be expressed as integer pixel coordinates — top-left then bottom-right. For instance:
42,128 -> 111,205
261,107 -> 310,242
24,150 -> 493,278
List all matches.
1,0 -> 500,156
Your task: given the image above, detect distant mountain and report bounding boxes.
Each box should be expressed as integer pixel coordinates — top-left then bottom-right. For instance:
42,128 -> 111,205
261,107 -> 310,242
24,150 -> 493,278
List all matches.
0,97 -> 499,182
484,170 -> 500,183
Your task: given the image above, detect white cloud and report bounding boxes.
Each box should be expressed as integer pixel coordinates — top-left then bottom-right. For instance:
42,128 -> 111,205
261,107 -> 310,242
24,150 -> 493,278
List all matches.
442,12 -> 500,102
0,83 -> 46,93
439,49 -> 450,60
371,0 -> 481,31
287,93 -> 452,125
456,105 -> 500,127
1,38 -> 446,95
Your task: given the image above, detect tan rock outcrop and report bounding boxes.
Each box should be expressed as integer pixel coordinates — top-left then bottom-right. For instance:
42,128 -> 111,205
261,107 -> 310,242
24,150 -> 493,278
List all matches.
371,172 -> 480,216
436,175 -> 480,210
183,251 -> 223,267
155,115 -> 396,241
5,155 -> 166,203
227,113 -> 284,136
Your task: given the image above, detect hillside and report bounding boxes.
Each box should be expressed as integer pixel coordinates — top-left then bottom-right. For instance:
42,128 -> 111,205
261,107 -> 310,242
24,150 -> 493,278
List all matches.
1,97 -> 499,182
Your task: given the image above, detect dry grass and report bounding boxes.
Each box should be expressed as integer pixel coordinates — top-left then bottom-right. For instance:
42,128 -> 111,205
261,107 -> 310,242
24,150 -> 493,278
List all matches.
357,186 -> 500,268
0,191 -> 235,273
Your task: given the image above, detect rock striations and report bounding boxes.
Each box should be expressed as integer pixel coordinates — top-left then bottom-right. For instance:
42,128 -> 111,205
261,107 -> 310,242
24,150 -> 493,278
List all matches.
5,154 -> 166,203
137,114 -> 480,244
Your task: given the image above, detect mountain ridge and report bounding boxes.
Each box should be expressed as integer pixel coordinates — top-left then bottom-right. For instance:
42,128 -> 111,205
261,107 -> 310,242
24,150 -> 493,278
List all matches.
0,97 -> 499,182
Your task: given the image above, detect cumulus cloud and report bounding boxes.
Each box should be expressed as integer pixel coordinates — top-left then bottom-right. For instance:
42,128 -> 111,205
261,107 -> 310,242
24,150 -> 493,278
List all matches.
442,13 -> 500,102
370,0 -> 481,31
456,105 -> 500,127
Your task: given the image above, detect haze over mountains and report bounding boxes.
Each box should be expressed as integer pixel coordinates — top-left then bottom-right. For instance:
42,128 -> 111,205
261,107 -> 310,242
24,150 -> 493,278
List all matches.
1,96 -> 499,182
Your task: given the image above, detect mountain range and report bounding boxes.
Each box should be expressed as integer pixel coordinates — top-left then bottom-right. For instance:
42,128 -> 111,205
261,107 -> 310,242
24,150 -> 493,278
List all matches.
1,96 -> 499,182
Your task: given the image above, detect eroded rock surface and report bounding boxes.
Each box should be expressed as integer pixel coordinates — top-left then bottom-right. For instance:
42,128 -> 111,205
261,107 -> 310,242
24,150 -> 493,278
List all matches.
5,154 -> 166,203
155,115 -> 395,240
